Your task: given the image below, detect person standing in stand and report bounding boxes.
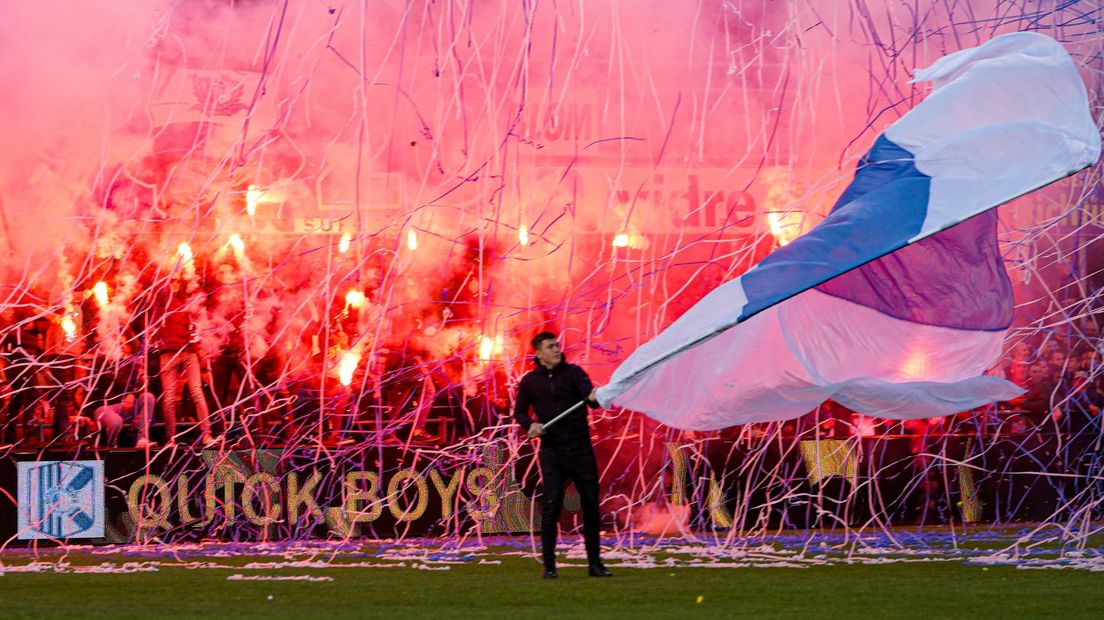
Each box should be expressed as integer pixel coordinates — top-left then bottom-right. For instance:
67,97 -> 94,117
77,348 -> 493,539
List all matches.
513,332 -> 611,579
156,283 -> 216,448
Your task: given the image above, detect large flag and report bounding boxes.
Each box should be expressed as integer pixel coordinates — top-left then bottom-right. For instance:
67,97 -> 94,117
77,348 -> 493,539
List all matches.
595,32 -> 1101,430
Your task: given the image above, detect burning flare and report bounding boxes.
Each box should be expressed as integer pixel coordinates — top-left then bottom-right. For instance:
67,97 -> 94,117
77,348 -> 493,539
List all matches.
407,229 -> 418,251
92,281 -> 109,308
518,225 -> 530,246
767,211 -> 805,247
177,242 -> 194,262
228,233 -> 244,251
338,350 -> 361,386
339,233 -> 351,254
246,184 -> 262,217
345,289 -> 366,309
478,335 -> 503,361
61,315 -> 77,342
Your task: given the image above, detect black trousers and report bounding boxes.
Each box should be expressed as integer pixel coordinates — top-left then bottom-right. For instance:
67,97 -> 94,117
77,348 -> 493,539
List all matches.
539,444 -> 602,568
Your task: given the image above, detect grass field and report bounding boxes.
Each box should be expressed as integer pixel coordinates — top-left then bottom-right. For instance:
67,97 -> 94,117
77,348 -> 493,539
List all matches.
2,534 -> 1102,619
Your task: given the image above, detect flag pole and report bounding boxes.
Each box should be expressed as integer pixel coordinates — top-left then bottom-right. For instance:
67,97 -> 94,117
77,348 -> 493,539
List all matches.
539,400 -> 586,431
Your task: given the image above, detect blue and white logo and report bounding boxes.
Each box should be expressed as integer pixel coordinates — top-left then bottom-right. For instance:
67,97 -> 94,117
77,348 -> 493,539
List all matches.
17,460 -> 105,540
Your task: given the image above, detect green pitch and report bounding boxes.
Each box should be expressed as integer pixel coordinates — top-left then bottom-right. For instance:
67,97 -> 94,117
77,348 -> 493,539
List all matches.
1,550 -> 1102,619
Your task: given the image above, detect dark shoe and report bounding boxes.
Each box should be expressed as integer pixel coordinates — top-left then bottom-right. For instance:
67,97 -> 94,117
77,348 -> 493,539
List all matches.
542,568 -> 558,579
588,563 -> 613,577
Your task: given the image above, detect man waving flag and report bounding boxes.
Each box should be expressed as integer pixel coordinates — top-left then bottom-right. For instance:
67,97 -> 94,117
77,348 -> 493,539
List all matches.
594,32 -> 1101,430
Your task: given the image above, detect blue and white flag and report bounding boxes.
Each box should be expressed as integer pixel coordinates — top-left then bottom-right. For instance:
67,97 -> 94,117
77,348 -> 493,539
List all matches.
595,32 -> 1101,430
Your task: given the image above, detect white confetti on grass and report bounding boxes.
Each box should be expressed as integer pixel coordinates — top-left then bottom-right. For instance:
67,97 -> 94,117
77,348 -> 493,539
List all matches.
0,561 -> 160,574
4,531 -> 1102,574
228,574 -> 334,582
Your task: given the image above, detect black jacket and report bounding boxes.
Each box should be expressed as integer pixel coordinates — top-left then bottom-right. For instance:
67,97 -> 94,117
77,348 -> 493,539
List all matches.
513,357 -> 597,449
1021,378 -> 1057,423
